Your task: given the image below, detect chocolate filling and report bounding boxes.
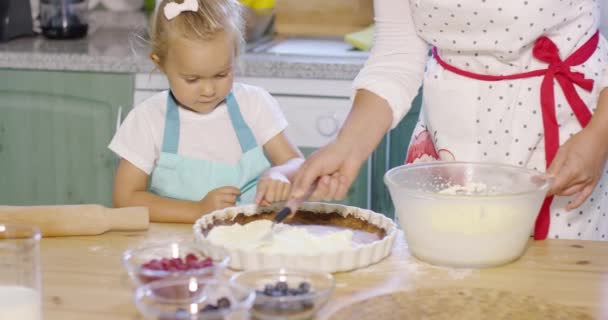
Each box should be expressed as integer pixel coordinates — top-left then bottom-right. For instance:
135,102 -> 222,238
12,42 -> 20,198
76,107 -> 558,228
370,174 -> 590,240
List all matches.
201,210 -> 387,244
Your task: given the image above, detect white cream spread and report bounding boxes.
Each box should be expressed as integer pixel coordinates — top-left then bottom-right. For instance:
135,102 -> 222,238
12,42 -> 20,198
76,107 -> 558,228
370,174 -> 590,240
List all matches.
206,220 -> 354,255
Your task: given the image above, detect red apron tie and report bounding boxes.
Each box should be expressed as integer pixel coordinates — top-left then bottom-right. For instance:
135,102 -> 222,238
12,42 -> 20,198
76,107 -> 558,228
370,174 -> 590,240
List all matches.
432,31 -> 599,240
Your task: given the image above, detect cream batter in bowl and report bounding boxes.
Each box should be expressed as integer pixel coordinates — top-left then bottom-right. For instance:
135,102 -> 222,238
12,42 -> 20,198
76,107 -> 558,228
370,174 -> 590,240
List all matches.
384,161 -> 551,268
193,203 -> 398,272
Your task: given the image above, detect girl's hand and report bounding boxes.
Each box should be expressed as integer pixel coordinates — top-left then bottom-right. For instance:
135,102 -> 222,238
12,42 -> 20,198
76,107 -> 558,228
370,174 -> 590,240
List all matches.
547,126 -> 608,210
200,186 -> 241,212
255,169 -> 291,206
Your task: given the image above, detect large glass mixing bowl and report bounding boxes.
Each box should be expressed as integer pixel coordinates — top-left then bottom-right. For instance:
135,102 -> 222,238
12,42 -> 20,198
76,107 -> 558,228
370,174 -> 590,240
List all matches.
384,162 -> 551,268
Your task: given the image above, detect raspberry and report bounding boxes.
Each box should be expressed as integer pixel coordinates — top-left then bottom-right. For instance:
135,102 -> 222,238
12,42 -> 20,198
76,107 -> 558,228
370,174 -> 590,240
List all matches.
200,257 -> 213,267
141,253 -> 214,275
160,258 -> 172,270
185,253 -> 198,262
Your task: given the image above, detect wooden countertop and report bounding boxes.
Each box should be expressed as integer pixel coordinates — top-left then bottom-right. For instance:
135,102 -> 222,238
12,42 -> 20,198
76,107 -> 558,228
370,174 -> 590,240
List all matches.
40,224 -> 608,319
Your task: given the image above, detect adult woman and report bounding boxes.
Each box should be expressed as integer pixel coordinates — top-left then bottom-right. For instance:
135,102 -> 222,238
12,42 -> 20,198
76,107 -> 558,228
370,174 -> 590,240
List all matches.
291,0 -> 608,240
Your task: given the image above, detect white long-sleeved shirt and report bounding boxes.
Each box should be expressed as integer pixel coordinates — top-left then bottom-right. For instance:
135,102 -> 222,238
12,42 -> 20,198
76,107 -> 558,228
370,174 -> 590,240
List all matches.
354,0 -> 608,128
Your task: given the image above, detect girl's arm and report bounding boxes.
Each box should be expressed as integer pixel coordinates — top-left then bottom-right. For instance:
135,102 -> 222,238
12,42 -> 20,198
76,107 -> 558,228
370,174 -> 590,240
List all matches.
254,131 -> 304,204
113,159 -> 239,223
263,131 -> 304,178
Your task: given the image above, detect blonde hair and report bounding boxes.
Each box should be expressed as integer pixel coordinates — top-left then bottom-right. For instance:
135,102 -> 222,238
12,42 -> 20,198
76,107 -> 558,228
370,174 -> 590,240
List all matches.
150,0 -> 245,65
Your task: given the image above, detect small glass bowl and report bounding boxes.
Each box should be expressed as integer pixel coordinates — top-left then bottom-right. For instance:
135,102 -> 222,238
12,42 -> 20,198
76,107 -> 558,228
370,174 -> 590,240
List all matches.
134,277 -> 255,320
122,241 -> 230,286
230,269 -> 335,320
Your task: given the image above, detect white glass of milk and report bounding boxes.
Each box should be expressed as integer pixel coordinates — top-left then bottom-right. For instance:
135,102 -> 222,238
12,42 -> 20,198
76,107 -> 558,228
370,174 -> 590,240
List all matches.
0,224 -> 42,320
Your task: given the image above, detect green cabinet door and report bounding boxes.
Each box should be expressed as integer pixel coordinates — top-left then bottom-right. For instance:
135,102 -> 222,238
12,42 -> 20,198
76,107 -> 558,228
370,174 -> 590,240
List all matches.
370,90 -> 423,219
299,147 -> 370,209
0,70 -> 133,206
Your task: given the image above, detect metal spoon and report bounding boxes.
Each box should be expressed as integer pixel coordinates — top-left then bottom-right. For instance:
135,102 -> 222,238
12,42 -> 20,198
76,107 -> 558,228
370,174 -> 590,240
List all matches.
261,182 -> 317,242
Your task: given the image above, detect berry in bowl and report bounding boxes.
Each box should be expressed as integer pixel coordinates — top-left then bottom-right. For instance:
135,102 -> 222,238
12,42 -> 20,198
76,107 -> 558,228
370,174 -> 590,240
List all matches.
134,276 -> 255,320
122,241 -> 230,285
230,269 -> 334,320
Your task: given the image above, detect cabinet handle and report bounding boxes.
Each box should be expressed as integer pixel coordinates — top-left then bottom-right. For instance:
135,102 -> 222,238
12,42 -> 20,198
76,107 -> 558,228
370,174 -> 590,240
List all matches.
316,113 -> 339,137
115,106 -> 123,134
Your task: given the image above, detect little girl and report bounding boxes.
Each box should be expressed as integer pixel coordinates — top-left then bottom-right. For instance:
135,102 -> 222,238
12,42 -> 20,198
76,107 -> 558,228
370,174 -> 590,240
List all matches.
109,0 -> 303,223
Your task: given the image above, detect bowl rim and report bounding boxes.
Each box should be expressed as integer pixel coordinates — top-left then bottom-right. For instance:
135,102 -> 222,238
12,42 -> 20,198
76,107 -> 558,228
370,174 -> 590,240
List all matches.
229,268 -> 335,303
384,161 -> 552,199
133,277 -> 256,318
121,240 -> 230,279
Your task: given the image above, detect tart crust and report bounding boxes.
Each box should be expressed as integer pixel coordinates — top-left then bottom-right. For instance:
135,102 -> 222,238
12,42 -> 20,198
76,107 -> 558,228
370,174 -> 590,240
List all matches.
193,203 -> 398,272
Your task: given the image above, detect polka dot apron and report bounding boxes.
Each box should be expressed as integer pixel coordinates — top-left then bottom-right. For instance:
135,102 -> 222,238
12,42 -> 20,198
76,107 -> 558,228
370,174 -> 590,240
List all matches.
405,0 -> 608,240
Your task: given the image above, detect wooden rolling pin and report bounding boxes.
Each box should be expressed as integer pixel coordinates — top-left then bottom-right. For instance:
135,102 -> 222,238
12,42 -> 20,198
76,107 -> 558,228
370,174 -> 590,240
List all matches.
0,204 -> 149,237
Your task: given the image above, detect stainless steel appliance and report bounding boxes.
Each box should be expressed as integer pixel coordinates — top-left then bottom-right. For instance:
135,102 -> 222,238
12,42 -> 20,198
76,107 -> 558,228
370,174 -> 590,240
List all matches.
40,0 -> 89,39
0,0 -> 35,42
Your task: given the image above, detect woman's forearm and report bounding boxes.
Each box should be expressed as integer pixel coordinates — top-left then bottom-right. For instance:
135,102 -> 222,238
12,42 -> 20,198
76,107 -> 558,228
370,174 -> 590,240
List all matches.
337,89 -> 394,162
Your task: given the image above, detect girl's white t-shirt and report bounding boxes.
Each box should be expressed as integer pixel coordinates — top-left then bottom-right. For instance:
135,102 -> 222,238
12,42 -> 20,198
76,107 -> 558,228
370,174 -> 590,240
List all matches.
109,83 -> 288,174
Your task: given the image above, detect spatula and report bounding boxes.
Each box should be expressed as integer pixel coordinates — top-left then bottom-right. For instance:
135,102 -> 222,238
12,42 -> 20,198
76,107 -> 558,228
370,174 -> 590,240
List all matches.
261,181 -> 318,242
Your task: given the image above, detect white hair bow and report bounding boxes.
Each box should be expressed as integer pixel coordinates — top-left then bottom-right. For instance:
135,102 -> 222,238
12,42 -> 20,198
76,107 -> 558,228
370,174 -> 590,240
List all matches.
164,0 -> 199,20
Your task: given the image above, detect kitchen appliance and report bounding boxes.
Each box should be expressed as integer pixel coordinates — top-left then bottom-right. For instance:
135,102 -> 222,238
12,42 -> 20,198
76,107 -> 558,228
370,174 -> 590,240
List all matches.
0,0 -> 35,42
40,0 -> 89,39
101,0 -> 143,12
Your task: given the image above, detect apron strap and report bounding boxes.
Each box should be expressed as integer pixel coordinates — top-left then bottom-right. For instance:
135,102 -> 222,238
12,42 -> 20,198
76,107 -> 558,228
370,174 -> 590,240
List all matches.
161,92 -> 180,154
160,91 -> 259,154
226,92 -> 258,153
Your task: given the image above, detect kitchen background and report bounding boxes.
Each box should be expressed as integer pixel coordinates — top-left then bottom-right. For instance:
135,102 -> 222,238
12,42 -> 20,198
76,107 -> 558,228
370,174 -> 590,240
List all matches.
1,0 -> 607,219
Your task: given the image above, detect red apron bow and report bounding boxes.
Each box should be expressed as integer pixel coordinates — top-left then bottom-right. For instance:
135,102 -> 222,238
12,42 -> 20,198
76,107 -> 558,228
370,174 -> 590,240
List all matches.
432,31 -> 599,240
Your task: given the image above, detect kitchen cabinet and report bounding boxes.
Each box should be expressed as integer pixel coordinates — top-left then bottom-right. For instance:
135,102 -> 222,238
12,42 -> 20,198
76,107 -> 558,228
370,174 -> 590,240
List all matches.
0,69 -> 133,206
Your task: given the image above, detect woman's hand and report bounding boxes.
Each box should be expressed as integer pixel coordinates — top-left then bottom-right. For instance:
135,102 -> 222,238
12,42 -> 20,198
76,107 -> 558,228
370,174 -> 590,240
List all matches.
291,89 -> 394,202
547,125 -> 608,210
291,140 -> 367,201
255,169 -> 291,206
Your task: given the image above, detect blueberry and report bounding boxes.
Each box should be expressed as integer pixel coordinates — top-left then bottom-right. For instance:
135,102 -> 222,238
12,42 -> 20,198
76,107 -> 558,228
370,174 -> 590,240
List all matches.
298,282 -> 310,294
288,288 -> 300,296
217,297 -> 231,309
263,284 -> 274,295
271,289 -> 283,297
276,281 -> 288,293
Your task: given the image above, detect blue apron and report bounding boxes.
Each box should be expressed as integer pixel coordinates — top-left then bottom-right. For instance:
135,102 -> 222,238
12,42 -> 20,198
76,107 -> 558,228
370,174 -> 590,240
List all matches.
149,91 -> 271,204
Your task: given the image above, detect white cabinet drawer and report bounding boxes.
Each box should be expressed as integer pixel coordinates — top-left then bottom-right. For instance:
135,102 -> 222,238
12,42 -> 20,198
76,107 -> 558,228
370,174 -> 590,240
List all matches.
133,90 -> 158,105
275,96 -> 350,148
